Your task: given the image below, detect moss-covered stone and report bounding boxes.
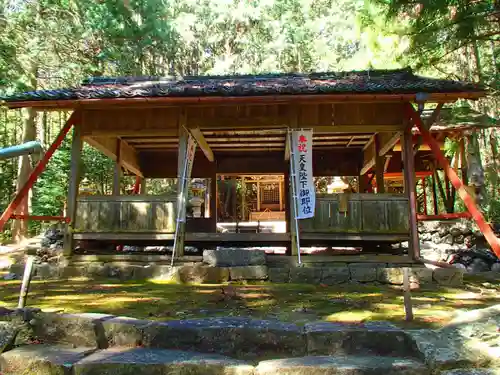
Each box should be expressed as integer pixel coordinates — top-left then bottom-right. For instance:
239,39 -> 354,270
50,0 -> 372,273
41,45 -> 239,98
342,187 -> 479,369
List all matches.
0,344 -> 94,375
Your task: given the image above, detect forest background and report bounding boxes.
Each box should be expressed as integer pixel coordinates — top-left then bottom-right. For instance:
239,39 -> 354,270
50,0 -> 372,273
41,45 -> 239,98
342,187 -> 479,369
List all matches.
0,0 -> 498,242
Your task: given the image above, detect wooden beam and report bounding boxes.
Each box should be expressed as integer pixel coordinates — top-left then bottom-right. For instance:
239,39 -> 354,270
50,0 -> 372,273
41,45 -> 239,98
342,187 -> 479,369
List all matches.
378,132 -> 401,156
393,143 -> 444,152
63,122 -> 83,255
407,103 -> 500,258
360,137 -> 376,175
84,136 -> 143,177
417,212 -> 471,221
189,128 -> 214,162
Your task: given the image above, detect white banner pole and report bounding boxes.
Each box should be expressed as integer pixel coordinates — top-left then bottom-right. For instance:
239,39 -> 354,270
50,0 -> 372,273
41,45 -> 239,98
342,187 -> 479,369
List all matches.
288,130 -> 302,265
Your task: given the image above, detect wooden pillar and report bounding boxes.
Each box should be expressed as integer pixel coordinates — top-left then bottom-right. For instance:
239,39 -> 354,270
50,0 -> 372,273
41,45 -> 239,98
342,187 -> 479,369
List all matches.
112,138 -> 122,229
374,134 -> 385,193
210,176 -> 217,231
241,177 -> 246,221
113,138 -> 122,195
432,171 -> 439,215
422,177 -> 427,215
279,178 -> 283,212
63,124 -> 83,256
174,127 -> 188,258
139,178 -> 147,194
402,124 -> 420,260
257,180 -> 261,212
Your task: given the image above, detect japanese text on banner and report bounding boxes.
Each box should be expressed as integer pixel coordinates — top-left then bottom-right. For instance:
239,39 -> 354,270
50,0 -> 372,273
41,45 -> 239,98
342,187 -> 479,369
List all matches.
291,130 -> 315,219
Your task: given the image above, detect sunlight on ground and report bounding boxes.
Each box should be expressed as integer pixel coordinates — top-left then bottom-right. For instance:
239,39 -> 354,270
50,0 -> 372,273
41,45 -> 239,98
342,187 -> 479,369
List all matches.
0,275 -> 498,329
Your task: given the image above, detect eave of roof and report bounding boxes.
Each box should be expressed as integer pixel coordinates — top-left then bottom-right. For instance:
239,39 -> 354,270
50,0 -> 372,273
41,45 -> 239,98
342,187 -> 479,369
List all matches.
1,68 -> 486,109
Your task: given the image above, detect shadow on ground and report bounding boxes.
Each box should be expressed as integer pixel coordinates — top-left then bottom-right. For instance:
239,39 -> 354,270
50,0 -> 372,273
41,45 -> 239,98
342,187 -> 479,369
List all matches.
0,274 -> 498,329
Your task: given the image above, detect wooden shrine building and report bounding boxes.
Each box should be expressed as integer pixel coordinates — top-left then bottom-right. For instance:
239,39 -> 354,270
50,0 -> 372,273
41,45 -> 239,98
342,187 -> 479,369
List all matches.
1,68 -> 489,260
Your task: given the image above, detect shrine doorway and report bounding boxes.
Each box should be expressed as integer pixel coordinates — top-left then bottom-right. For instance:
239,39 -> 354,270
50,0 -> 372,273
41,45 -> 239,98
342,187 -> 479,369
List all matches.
216,174 -> 286,234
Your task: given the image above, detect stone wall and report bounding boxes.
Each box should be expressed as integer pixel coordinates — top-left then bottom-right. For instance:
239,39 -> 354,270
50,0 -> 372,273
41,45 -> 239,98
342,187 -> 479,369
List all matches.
418,219 -> 500,273
0,307 -> 498,375
13,249 -> 464,287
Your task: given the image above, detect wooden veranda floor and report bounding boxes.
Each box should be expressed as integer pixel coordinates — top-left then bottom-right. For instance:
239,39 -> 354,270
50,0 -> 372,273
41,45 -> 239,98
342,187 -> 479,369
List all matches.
73,231 -> 409,248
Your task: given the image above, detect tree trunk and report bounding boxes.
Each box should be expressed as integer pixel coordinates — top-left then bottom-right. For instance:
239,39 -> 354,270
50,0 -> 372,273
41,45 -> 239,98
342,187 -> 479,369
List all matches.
466,132 -> 486,207
12,107 -> 37,243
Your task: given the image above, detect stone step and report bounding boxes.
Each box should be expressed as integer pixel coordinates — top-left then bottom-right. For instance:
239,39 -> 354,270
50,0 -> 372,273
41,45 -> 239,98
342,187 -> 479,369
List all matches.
29,314 -> 422,360
0,345 -> 428,375
255,355 -> 428,375
0,345 -> 254,375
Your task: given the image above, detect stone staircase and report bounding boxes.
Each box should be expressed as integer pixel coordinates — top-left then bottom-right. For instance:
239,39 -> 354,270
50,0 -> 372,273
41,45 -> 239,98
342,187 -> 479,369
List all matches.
0,311 -> 498,375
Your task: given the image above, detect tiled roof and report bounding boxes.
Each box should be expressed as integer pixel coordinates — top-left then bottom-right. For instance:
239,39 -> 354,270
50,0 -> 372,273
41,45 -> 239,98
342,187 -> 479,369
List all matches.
2,68 -> 484,102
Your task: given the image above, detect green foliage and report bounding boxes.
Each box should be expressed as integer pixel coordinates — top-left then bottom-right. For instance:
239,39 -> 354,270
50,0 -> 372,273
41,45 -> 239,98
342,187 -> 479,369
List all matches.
0,0 -> 498,242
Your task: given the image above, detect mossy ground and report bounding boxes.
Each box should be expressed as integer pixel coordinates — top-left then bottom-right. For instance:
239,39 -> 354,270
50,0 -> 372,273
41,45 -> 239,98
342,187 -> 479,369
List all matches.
0,275 -> 498,329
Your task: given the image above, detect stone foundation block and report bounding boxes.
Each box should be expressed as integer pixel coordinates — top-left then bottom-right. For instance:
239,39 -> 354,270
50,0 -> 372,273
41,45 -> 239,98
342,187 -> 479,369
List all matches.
377,268 -> 404,285
150,265 -> 178,280
255,356 -> 427,375
31,312 -> 114,348
203,249 -> 266,267
177,264 -> 230,283
433,268 -> 463,286
268,267 -> 290,283
73,347 -> 254,375
102,317 -> 152,348
321,267 -> 350,285
143,317 -> 306,360
349,266 -> 377,282
349,263 -> 387,269
229,266 -> 268,280
61,266 -> 86,278
305,321 -> 419,358
289,267 -> 322,284
0,344 -> 94,375
85,262 -> 109,278
409,268 -> 434,286
0,321 -> 17,353
35,263 -> 61,279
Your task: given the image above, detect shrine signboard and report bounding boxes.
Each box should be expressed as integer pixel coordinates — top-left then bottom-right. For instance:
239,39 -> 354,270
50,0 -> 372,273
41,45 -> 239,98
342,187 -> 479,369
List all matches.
291,129 -> 315,219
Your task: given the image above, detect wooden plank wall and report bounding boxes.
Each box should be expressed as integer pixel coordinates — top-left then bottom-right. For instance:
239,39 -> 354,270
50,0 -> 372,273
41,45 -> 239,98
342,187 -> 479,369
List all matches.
299,193 -> 410,234
75,195 -> 176,233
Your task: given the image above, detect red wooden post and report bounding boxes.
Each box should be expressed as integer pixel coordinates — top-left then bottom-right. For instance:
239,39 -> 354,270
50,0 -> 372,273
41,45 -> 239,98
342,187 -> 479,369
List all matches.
407,104 -> 500,257
10,215 -> 70,223
132,176 -> 141,194
0,112 -> 78,232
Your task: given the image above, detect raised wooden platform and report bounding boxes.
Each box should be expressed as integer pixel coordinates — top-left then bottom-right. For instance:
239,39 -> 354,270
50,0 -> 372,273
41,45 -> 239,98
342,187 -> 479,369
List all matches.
73,231 -> 408,246
69,253 -> 417,265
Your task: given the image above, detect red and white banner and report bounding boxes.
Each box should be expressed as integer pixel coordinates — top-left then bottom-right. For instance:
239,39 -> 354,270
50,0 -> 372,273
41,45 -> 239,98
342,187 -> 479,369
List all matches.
291,129 -> 315,219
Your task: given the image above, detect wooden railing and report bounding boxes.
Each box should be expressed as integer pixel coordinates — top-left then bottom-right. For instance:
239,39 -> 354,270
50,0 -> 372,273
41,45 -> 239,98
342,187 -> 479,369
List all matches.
74,193 -> 409,236
74,195 -> 176,233
300,193 -> 410,234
